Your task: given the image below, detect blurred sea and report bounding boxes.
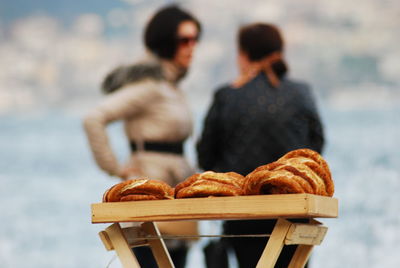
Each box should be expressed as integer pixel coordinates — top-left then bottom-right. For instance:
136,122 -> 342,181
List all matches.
0,106 -> 399,268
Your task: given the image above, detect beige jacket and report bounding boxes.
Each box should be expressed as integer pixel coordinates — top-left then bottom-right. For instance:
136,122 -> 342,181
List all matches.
83,58 -> 194,186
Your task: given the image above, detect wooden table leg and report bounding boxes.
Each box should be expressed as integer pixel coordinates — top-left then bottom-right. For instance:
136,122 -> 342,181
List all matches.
256,218 -> 292,268
105,223 -> 140,268
141,222 -> 175,268
286,219 -> 326,268
288,245 -> 313,268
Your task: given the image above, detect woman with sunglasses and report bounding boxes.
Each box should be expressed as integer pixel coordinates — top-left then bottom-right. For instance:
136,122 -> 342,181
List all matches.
83,5 -> 201,268
197,23 -> 324,268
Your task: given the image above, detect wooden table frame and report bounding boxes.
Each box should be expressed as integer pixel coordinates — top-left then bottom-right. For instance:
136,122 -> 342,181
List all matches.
91,194 -> 338,268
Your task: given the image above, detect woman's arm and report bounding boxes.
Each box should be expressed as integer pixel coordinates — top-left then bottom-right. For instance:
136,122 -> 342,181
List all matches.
83,79 -> 161,177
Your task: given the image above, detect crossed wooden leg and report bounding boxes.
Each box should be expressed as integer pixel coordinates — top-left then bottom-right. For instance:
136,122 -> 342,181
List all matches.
257,218 -> 327,268
99,222 -> 175,268
102,223 -> 141,268
99,219 -> 326,268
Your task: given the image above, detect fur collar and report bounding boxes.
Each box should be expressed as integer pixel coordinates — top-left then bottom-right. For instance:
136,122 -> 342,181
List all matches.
101,55 -> 187,94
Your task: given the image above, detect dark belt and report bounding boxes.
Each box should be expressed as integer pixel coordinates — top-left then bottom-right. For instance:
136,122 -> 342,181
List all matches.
130,141 -> 184,155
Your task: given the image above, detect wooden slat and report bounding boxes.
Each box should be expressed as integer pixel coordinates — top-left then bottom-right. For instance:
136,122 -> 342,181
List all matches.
92,194 -> 338,223
288,245 -> 314,268
307,195 -> 339,218
104,223 -> 140,268
256,218 -> 292,268
285,224 -> 327,245
99,231 -> 113,251
99,227 -> 149,251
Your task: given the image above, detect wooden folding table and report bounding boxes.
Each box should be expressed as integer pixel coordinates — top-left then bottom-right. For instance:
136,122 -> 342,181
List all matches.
91,194 -> 338,268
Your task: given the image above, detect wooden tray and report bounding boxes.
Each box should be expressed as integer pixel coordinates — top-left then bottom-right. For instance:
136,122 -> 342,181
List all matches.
92,194 -> 338,223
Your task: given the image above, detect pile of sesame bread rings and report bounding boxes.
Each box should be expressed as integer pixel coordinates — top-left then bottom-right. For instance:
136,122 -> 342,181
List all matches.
102,149 -> 334,202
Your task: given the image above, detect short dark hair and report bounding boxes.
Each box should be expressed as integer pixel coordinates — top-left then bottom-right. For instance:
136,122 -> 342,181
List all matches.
239,23 -> 288,78
144,5 -> 201,59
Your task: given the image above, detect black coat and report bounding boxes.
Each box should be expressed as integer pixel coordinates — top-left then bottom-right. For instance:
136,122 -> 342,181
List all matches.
197,72 -> 324,176
197,73 -> 324,268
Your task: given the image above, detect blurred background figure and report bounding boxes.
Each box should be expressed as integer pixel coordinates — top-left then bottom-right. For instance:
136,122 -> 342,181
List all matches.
197,23 -> 324,268
83,4 -> 201,268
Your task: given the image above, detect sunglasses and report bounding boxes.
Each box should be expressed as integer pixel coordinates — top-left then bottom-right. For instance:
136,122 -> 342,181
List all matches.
177,36 -> 199,46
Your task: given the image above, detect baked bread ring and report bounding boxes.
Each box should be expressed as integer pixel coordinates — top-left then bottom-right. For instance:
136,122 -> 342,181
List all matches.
103,178 -> 174,202
245,169 -> 307,195
197,171 -> 245,189
278,152 -> 334,196
174,174 -> 201,195
102,179 -> 132,202
175,171 -> 245,198
260,159 -> 329,196
279,149 -> 332,184
120,194 -> 159,201
244,148 -> 334,196
176,180 -> 243,198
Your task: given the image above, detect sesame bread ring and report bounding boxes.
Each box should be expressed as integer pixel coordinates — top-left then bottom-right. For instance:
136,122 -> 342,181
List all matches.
175,171 -> 245,198
176,180 -> 243,198
275,161 -> 328,196
199,171 -> 246,189
244,169 -> 305,195
278,154 -> 333,196
102,179 -> 132,202
103,178 -> 174,202
244,148 -> 334,196
279,148 -> 332,181
174,174 -> 201,194
120,194 -> 159,201
119,178 -> 174,200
